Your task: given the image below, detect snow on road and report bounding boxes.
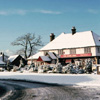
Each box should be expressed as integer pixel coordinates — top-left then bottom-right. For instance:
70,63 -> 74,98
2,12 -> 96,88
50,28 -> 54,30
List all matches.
0,72 -> 100,86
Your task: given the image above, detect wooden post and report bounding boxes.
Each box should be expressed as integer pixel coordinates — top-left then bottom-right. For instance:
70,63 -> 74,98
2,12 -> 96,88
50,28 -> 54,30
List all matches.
94,57 -> 99,64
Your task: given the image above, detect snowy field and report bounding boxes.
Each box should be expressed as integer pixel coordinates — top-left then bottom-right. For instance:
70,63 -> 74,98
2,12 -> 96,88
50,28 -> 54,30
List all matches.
0,72 -> 100,86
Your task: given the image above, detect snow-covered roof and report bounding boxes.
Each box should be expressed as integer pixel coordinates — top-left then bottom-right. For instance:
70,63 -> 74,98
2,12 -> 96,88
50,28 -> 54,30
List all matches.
47,52 -> 57,59
0,60 -> 5,64
0,56 -> 2,61
0,55 -> 8,61
28,52 -> 44,60
40,31 -> 100,50
38,56 -> 51,61
8,55 -> 19,62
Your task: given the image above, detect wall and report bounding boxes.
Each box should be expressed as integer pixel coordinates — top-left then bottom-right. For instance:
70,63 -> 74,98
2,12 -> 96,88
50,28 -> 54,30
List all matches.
59,47 -> 96,56
91,47 -> 96,56
63,49 -> 70,54
76,48 -> 84,54
95,47 -> 100,56
27,59 -> 32,65
41,46 -> 98,57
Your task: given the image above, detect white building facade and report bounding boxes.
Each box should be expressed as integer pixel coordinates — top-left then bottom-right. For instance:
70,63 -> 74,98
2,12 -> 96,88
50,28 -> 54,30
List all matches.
28,27 -> 100,65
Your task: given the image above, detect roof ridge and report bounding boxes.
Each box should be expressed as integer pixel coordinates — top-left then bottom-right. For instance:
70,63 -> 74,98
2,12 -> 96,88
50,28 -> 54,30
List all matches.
64,30 -> 92,34
91,31 -> 96,46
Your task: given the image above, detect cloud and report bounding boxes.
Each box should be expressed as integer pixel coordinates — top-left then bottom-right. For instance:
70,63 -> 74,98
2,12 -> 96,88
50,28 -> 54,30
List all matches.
37,10 -> 61,14
88,9 -> 99,14
0,11 -> 8,15
0,9 -> 27,15
13,10 -> 27,15
0,9 -> 61,16
4,50 -> 14,56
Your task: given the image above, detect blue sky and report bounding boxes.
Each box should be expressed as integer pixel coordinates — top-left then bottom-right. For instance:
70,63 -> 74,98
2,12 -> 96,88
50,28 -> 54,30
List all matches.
0,0 -> 100,55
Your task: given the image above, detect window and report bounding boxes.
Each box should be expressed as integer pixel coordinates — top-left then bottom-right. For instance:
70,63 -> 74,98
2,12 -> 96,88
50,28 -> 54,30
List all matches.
58,49 -> 63,55
84,47 -> 91,53
97,47 -> 100,53
70,49 -> 76,54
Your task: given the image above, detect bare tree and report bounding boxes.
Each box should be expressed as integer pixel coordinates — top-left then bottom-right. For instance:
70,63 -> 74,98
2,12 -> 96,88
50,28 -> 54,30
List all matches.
11,33 -> 43,59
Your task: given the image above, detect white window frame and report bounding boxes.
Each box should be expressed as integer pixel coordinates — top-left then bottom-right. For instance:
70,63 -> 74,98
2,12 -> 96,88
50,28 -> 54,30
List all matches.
84,47 -> 91,53
70,49 -> 76,54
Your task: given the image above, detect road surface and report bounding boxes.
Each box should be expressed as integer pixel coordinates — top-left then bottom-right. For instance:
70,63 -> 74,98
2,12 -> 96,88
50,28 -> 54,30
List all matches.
0,80 -> 100,100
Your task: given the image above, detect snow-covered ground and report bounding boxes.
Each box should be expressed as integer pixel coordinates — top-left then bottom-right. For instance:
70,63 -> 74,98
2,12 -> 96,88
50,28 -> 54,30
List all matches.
0,72 -> 100,86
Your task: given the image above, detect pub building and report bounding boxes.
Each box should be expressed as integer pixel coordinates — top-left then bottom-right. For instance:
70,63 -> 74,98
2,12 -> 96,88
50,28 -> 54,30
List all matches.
28,27 -> 100,66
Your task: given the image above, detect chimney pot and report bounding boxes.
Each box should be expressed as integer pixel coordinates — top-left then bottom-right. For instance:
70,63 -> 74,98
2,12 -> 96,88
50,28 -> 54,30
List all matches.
71,27 -> 76,35
50,33 -> 55,42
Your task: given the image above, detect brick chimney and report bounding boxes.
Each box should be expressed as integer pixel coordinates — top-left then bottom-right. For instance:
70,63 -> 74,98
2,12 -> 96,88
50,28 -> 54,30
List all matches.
71,27 -> 76,35
50,33 -> 55,42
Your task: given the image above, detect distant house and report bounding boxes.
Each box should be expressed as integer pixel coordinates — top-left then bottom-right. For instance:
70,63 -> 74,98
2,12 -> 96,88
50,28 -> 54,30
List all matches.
8,55 -> 27,66
27,52 -> 44,66
28,51 -> 58,66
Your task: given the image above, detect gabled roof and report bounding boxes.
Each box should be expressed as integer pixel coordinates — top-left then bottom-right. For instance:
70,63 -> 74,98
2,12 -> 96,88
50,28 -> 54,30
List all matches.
8,55 -> 19,62
0,54 -> 8,61
47,52 -> 57,59
0,55 -> 3,61
0,60 -> 5,64
40,31 -> 100,50
28,52 -> 44,60
37,56 -> 51,62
